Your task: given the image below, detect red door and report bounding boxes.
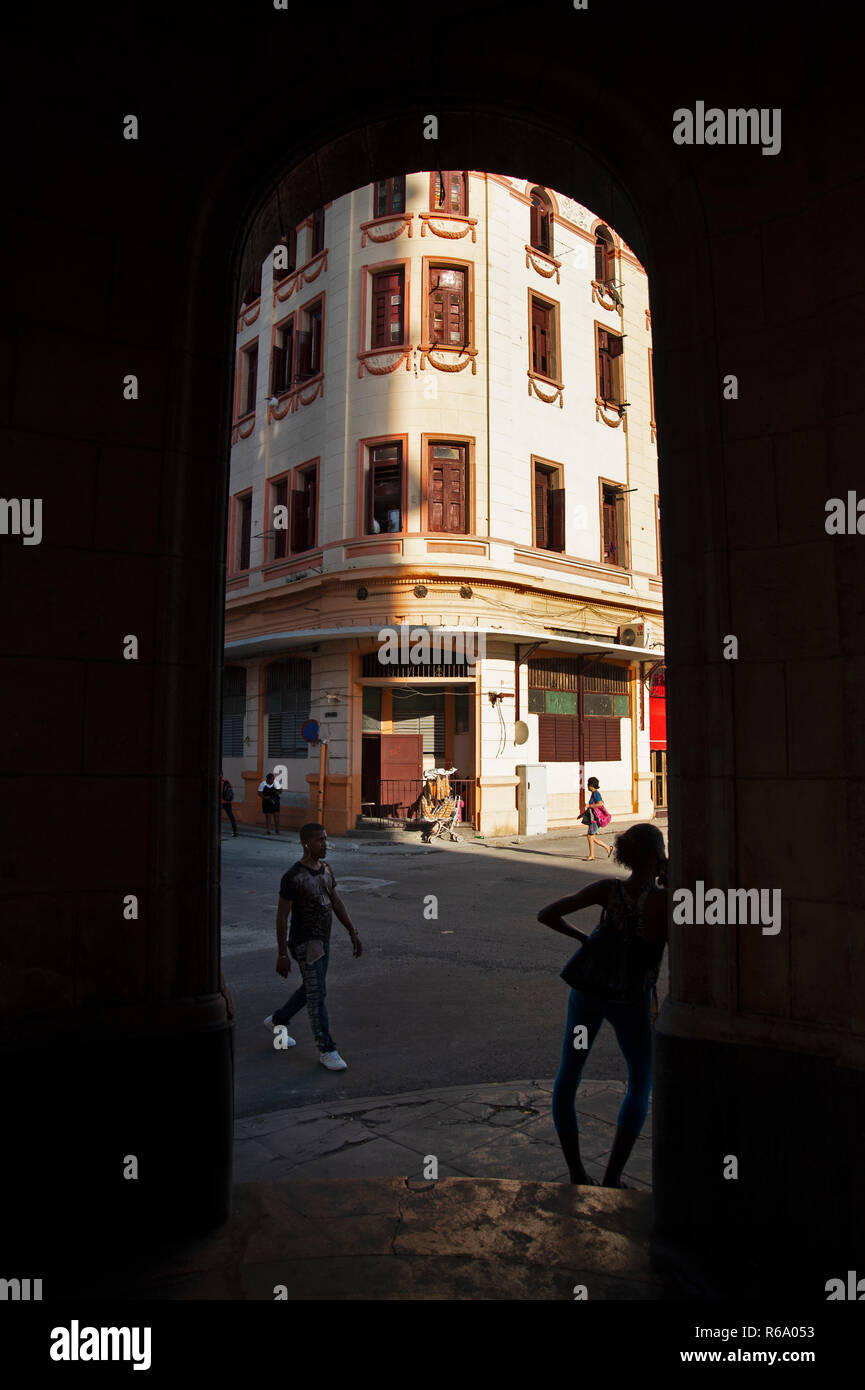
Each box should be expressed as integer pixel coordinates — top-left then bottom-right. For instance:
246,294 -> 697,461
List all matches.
379,733 -> 423,815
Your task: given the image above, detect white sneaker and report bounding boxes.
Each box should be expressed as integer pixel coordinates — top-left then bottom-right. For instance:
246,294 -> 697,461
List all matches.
264,1015 -> 296,1046
319,1050 -> 347,1071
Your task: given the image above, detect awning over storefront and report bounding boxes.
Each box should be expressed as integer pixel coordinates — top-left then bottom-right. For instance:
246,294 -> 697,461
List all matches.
225,625 -> 663,663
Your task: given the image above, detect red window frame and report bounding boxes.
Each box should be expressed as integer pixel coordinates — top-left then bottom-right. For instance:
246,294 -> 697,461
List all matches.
374,176 -> 406,217
370,266 -> 405,349
430,170 -> 468,215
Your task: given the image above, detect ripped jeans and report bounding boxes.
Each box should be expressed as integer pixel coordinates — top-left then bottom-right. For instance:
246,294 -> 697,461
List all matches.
272,940 -> 335,1054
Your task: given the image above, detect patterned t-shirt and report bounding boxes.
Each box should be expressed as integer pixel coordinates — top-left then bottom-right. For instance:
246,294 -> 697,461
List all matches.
279,861 -> 336,949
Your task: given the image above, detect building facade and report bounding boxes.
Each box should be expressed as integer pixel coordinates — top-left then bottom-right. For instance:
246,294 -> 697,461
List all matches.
223,171 -> 665,836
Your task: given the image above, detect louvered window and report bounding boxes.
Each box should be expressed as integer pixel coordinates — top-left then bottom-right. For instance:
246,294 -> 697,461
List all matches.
222,667 -> 246,757
597,328 -> 624,404
266,659 -> 311,759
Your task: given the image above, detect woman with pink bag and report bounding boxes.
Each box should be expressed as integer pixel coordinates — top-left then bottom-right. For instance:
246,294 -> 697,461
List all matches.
582,776 -> 613,860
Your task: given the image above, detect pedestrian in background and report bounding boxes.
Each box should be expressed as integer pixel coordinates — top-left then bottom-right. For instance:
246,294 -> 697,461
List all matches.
221,770 -> 238,836
264,822 -> 362,1072
538,823 -> 668,1188
258,770 -> 282,834
581,775 -> 612,860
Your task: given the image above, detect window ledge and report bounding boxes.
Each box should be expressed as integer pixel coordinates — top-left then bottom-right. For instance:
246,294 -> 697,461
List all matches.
357,345 -> 413,378
419,212 -> 478,243
231,411 -> 256,443
360,213 -> 413,248
237,298 -> 261,332
273,249 -> 328,303
527,370 -> 564,407
419,343 -> 478,375
525,244 -> 561,282
595,396 -> 625,428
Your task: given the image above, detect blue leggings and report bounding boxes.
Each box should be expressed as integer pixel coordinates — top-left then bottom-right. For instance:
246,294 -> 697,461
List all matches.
552,988 -> 653,1143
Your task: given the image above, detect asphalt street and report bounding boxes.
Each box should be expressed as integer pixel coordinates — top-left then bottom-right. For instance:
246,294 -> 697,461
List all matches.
221,826 -> 669,1120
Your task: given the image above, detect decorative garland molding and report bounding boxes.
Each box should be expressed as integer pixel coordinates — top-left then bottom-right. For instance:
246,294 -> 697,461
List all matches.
595,396 -> 624,428
269,376 -> 325,419
591,280 -> 623,314
357,346 -> 413,378
525,244 -> 561,283
231,413 -> 256,444
360,213 -> 413,248
237,299 -> 261,332
418,344 -> 478,375
273,250 -> 328,305
527,371 -> 564,407
419,213 -> 478,243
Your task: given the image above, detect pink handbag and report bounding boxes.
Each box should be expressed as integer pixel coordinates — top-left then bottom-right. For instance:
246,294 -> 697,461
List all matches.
595,805 -> 612,828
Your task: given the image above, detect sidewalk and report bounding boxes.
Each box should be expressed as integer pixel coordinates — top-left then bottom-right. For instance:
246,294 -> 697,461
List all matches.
234,1078 -> 652,1188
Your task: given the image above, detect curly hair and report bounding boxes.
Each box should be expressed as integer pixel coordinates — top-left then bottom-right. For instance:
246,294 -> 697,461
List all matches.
613,822 -> 666,871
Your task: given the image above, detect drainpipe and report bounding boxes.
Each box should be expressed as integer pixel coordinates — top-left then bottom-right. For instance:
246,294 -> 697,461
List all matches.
484,173 -> 491,538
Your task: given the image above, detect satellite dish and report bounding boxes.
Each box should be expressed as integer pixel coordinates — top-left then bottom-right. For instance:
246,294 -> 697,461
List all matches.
513,720 -> 529,745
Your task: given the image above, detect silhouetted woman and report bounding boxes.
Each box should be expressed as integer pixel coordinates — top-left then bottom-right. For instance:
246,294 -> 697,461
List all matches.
538,823 -> 668,1187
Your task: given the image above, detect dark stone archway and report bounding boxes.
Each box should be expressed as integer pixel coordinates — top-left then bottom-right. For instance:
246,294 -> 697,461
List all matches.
4,3 -> 862,1295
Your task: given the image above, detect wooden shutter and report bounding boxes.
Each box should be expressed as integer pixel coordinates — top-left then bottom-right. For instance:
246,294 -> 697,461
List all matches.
581,716 -> 621,762
371,269 -> 403,349
428,267 -> 465,345
308,304 -> 322,374
295,329 -> 312,380
531,300 -> 550,376
534,467 -> 549,548
530,200 -> 542,249
428,445 -> 466,532
244,346 -> 258,414
270,343 -> 284,396
603,489 -> 619,564
598,330 -> 622,402
237,496 -> 251,570
595,236 -> 610,281
549,487 -> 565,552
310,207 -> 325,257
290,488 -> 308,553
538,714 -> 579,761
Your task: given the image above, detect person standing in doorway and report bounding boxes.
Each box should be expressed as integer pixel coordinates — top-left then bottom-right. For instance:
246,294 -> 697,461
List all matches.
538,823 -> 668,1188
582,776 -> 612,860
220,770 -> 238,836
264,823 -> 363,1071
258,770 -> 282,834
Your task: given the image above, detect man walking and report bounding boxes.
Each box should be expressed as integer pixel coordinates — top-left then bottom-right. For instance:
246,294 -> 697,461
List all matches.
264,823 -> 362,1071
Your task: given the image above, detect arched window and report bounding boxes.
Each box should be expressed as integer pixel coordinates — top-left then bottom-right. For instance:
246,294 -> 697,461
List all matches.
529,187 -> 553,255
594,225 -> 615,283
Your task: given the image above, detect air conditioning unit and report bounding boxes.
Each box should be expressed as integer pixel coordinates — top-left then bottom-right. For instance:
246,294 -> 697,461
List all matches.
618,621 -> 651,648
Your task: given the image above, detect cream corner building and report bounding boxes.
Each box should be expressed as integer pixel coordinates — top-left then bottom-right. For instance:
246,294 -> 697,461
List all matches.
223,170 -> 665,836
